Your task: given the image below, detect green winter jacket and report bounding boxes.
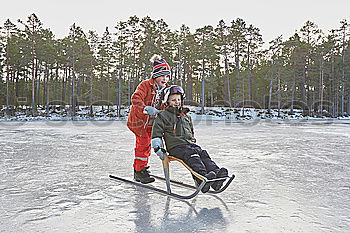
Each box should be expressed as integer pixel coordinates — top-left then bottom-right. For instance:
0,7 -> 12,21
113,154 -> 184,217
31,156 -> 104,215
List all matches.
152,106 -> 196,150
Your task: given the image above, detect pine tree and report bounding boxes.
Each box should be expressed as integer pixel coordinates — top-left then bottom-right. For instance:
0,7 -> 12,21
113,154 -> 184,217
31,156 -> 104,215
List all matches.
35,28 -> 56,114
0,19 -> 18,115
215,20 -> 231,106
115,21 -> 128,116
195,25 -> 216,112
64,23 -> 93,116
126,16 -> 142,104
229,18 -> 248,105
87,30 -> 99,115
245,24 -> 263,104
18,14 -> 43,115
177,25 -> 199,104
97,27 -> 115,110
338,20 -> 349,115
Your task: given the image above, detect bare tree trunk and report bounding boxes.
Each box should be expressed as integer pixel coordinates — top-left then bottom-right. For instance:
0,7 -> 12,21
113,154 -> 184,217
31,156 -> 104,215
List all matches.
132,69 -> 137,93
268,79 -> 273,114
179,61 -> 183,88
201,58 -> 205,114
235,44 -> 240,106
127,72 -> 131,106
31,46 -> 36,115
340,63 -> 345,116
107,65 -> 110,111
55,67 -> 59,102
35,60 -> 40,108
201,43 -> 205,114
117,69 -> 122,117
31,62 -> 35,114
5,63 -> 10,116
319,56 -> 324,116
331,56 -> 338,117
61,67 -> 65,105
185,63 -> 193,103
277,74 -> 281,117
330,56 -> 335,116
341,86 -> 345,115
71,69 -> 76,116
9,71 -> 13,109
290,72 -> 296,114
43,66 -> 47,113
224,47 -> 231,106
247,42 -> 252,103
45,65 -> 50,114
36,77 -> 40,108
341,24 -> 346,115
5,34 -> 10,116
335,91 -> 339,117
188,72 -> 193,102
301,65 -> 307,114
67,67 -> 72,115
76,74 -> 81,110
242,71 -> 245,115
89,69 -> 93,115
15,72 -> 19,105
107,77 -> 110,111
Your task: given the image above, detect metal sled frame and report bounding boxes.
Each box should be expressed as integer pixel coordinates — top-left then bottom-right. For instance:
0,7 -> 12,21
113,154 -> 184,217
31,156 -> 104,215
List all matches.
109,155 -> 235,199
157,155 -> 235,197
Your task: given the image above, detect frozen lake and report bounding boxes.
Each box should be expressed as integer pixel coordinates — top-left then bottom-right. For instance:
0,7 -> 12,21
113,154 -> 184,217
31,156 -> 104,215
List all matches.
1,120 -> 349,233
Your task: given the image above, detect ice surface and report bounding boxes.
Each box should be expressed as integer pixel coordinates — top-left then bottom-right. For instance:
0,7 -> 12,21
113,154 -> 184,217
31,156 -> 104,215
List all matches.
1,120 -> 350,233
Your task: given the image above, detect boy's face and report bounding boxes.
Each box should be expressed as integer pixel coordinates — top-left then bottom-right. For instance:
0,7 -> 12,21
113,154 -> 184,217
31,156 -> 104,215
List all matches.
154,75 -> 170,87
167,94 -> 181,108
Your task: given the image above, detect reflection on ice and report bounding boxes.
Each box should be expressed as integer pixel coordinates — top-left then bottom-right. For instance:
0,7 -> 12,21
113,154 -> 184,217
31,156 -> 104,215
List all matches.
127,188 -> 228,233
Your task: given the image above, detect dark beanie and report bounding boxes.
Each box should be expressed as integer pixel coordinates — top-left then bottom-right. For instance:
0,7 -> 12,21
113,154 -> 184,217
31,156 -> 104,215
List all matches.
150,54 -> 171,79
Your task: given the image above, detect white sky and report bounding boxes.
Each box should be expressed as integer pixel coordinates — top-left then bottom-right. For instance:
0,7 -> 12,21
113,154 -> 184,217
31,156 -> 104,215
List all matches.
1,0 -> 349,45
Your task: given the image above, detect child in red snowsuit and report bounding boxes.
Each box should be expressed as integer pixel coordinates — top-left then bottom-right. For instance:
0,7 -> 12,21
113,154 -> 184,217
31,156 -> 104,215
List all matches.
127,55 -> 170,183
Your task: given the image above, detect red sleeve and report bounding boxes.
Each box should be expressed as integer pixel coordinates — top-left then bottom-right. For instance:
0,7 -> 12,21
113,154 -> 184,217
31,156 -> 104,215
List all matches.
131,81 -> 148,117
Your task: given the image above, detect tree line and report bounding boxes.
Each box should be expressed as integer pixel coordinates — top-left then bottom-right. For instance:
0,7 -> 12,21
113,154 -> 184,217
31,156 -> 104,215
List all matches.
0,14 -> 349,117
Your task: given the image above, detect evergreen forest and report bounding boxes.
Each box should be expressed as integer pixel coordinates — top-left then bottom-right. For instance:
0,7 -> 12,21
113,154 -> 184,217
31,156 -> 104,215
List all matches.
0,14 -> 349,117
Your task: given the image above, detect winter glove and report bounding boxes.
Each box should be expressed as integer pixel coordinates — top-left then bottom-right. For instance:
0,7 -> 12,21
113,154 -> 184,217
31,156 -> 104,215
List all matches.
143,106 -> 159,116
151,138 -> 166,160
155,148 -> 166,160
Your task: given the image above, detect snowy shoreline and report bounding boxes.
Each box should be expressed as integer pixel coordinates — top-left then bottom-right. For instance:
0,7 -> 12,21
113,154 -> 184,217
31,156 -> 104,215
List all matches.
1,117 -> 349,123
1,106 -> 349,122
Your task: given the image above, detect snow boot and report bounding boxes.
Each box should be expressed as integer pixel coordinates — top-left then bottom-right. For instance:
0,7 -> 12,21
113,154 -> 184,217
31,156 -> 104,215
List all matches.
134,167 -> 155,184
211,168 -> 228,191
201,171 -> 216,193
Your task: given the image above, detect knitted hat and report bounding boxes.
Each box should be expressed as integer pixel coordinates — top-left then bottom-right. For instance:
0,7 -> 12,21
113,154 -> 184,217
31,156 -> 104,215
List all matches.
150,54 -> 171,79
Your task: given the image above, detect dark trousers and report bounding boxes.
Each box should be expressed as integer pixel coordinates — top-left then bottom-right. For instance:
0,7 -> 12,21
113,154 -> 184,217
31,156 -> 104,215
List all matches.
168,144 -> 219,176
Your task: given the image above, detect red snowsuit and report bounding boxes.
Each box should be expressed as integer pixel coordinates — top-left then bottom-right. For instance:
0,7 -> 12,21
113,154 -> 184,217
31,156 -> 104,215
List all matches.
127,78 -> 168,171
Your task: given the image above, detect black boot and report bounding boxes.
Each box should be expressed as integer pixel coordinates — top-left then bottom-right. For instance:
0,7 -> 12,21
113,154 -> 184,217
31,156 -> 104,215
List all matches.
134,167 -> 155,184
201,171 -> 216,193
211,168 -> 228,191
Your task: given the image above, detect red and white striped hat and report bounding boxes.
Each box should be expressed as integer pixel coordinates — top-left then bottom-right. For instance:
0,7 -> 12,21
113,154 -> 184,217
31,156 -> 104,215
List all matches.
150,54 -> 171,79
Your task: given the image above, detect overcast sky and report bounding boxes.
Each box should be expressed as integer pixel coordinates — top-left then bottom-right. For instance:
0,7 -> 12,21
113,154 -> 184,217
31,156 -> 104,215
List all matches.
1,0 -> 349,45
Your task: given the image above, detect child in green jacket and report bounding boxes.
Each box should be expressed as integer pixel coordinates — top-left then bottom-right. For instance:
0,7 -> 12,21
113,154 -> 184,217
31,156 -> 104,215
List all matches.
151,85 -> 228,193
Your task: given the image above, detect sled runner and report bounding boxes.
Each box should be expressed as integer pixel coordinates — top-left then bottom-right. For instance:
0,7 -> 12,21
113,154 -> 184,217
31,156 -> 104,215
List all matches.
109,154 -> 235,200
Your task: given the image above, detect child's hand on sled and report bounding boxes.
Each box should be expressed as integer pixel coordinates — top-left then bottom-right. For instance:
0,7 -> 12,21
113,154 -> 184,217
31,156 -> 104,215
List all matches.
143,106 -> 159,115
151,138 -> 166,160
155,148 -> 166,160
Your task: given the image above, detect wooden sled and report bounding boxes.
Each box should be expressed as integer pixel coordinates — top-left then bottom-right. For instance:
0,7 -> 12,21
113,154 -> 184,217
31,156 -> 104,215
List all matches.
109,154 -> 235,200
